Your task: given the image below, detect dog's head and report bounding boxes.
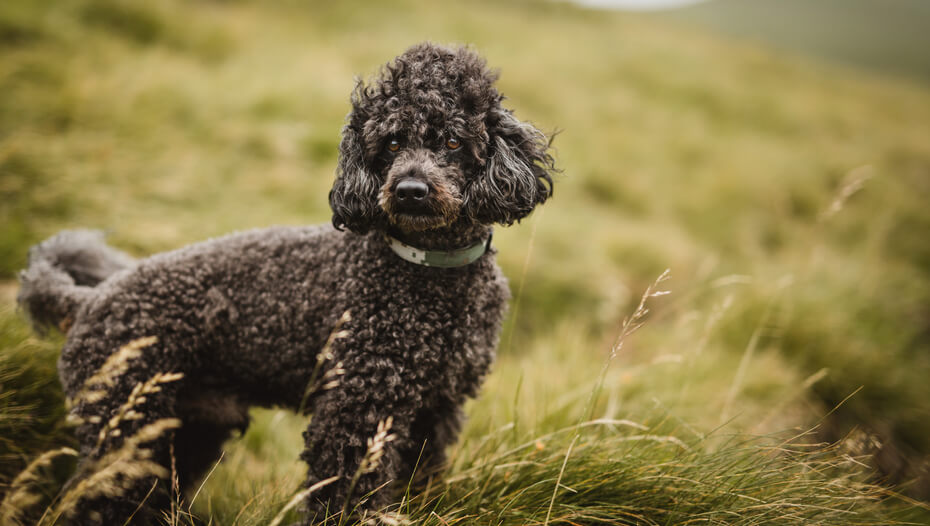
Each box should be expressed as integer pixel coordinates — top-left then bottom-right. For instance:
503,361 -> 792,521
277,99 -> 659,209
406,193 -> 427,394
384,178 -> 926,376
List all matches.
329,42 -> 555,235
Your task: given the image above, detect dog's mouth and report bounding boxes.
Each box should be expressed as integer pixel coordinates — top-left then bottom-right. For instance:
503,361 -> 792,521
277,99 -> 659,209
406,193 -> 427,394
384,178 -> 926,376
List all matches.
389,211 -> 451,232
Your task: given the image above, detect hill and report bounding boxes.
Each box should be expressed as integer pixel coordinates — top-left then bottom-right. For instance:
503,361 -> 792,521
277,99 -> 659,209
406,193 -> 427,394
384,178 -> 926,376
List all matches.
662,0 -> 930,83
2,0 -> 929,522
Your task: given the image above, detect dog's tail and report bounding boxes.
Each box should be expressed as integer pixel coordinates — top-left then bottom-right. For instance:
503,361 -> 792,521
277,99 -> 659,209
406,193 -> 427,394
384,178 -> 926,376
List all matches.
17,230 -> 136,333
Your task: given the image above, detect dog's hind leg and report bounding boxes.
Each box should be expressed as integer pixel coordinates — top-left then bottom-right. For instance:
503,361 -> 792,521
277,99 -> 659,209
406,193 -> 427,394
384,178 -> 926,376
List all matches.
59,366 -> 185,525
174,390 -> 250,494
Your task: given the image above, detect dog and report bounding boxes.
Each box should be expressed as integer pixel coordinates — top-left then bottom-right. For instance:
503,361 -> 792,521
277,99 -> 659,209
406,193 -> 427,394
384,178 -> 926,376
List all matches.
18,42 -> 555,524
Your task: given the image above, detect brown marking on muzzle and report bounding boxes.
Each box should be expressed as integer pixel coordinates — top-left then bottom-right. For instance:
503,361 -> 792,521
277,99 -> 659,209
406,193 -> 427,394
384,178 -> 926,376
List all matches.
380,149 -> 463,232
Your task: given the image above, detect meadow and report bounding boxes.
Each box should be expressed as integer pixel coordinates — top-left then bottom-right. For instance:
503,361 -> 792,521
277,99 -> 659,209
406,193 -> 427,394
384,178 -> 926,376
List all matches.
2,0 -> 929,523
664,0 -> 930,84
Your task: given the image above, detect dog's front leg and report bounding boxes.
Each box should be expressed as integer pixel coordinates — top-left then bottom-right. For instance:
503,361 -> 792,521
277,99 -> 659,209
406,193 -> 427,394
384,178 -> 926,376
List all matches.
298,381 -> 413,525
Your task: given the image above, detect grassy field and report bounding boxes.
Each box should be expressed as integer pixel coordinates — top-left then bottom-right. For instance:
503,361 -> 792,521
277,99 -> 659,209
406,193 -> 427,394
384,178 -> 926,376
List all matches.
662,0 -> 930,84
2,0 -> 930,523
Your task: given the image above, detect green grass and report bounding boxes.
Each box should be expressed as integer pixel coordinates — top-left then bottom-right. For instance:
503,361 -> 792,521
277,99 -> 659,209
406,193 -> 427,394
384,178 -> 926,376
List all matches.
2,0 -> 930,522
0,305 -> 73,485
661,0 -> 930,84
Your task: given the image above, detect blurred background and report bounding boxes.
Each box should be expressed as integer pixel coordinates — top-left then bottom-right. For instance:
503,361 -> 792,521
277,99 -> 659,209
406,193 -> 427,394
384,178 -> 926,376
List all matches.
2,0 -> 929,523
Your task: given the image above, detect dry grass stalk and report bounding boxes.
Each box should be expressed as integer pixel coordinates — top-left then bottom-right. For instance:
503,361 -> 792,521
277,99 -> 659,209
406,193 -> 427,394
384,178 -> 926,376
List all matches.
361,417 -> 397,475
95,372 -> 184,449
611,268 -> 671,359
267,476 -> 340,526
578,270 -> 670,425
4,338 -> 178,525
543,435 -> 577,526
50,418 -> 182,522
820,164 -> 874,221
185,450 -> 224,515
0,448 -> 78,525
339,417 -> 397,524
70,336 -> 158,407
504,204 -> 545,354
319,362 -> 346,392
127,480 -> 160,526
299,311 -> 351,414
693,294 -> 733,358
162,440 -> 186,526
362,511 -> 411,525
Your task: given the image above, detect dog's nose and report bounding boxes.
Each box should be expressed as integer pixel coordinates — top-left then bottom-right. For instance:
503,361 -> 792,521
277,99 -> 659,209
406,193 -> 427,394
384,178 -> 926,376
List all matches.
395,179 -> 429,202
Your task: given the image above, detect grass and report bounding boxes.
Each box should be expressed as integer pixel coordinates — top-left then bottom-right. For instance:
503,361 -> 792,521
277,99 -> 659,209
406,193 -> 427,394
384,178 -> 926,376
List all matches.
0,306 -> 73,485
1,0 -> 930,522
661,0 -> 930,84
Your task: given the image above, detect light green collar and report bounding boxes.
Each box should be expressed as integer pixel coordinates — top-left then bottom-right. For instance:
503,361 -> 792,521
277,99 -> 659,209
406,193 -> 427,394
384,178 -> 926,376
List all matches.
384,232 -> 491,268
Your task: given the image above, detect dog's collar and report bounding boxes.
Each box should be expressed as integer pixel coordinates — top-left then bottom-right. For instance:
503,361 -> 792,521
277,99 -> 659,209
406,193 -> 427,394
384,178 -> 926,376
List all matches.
384,231 -> 492,268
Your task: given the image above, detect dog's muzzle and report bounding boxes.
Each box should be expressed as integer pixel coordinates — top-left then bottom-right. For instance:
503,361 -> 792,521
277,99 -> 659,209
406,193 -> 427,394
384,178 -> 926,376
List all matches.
379,150 -> 463,232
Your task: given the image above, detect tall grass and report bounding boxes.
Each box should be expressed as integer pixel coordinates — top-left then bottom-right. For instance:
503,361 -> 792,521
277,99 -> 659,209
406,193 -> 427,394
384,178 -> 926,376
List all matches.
189,276 -> 899,525
2,0 -> 930,522
0,337 -> 184,525
1,272 -> 898,524
0,307 -> 73,494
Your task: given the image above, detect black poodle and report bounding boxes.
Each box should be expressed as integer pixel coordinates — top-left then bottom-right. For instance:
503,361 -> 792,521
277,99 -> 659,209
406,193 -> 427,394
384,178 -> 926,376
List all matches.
18,42 -> 555,524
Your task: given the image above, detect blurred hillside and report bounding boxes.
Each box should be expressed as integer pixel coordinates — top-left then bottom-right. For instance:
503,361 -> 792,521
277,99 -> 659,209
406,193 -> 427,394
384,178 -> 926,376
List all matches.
2,0 -> 930,522
662,0 -> 930,83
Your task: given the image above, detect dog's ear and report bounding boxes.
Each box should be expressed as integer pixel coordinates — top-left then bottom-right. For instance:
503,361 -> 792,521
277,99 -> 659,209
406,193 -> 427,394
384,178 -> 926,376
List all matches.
329,116 -> 382,234
469,108 -> 555,225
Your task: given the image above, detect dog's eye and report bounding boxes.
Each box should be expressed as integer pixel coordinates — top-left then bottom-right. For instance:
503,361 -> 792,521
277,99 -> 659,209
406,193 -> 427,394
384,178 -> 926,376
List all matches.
445,137 -> 461,150
387,139 -> 401,153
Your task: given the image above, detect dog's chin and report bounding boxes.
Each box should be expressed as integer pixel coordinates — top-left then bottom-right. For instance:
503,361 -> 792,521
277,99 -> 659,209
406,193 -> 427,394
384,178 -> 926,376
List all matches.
381,194 -> 463,233
388,212 -> 454,232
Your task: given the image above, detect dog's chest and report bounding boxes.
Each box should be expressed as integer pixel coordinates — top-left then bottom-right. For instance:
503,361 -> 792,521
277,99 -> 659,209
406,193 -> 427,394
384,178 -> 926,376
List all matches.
331,258 -> 508,399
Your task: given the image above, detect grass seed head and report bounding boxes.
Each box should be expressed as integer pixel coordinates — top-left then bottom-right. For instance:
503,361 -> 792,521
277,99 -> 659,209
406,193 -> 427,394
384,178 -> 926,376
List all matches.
70,336 -> 159,407
95,371 -> 184,449
361,417 -> 397,474
0,447 -> 78,525
54,418 -> 181,520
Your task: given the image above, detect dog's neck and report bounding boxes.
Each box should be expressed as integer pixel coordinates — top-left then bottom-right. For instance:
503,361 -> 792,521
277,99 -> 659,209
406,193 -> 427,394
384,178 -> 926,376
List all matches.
385,223 -> 491,252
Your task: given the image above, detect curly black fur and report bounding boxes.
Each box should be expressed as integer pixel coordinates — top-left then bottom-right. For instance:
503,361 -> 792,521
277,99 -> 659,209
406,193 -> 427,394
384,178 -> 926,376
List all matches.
17,42 -> 556,525
330,42 -> 554,237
